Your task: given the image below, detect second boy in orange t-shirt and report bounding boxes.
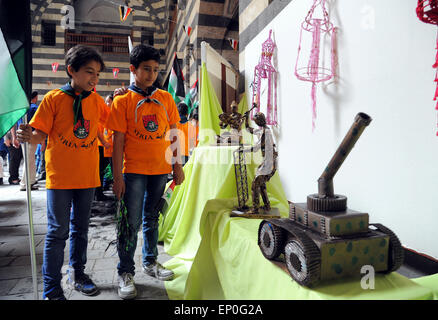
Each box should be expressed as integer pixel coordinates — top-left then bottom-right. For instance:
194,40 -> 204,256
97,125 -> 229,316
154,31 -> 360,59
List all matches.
106,44 -> 184,300
176,102 -> 190,165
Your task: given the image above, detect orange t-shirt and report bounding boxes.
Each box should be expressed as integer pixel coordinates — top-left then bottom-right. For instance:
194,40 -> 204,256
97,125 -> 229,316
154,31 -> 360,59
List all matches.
103,127 -> 113,158
97,103 -> 113,157
105,88 -> 180,175
176,121 -> 189,157
188,122 -> 199,152
29,89 -> 109,189
97,125 -> 104,147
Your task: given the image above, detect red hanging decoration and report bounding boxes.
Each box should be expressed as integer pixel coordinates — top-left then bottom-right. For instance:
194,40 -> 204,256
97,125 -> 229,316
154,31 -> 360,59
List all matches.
183,25 -> 192,37
229,38 -> 238,51
416,0 -> 438,135
417,0 -> 438,24
112,68 -> 119,78
51,62 -> 59,73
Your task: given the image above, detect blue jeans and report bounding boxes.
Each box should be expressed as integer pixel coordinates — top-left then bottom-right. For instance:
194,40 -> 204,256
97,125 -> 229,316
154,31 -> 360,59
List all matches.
117,173 -> 167,275
42,188 -> 95,299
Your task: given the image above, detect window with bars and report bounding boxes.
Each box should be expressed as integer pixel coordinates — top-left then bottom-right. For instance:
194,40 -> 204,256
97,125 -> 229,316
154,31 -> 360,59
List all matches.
141,33 -> 154,46
64,31 -> 129,54
41,21 -> 56,46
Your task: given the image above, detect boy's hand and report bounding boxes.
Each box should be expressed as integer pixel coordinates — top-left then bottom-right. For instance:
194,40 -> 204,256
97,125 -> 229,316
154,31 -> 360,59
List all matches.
12,137 -> 20,148
113,87 -> 128,98
173,163 -> 185,185
112,177 -> 125,200
16,124 -> 32,144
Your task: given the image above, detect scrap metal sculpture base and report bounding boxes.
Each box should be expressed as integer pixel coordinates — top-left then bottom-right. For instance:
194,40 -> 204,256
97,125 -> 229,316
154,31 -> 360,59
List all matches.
231,207 -> 280,219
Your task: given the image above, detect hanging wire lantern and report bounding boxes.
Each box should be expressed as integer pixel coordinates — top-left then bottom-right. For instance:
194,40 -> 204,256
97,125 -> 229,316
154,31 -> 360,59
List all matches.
417,0 -> 438,24
252,29 -> 278,126
416,0 -> 438,135
295,0 -> 337,131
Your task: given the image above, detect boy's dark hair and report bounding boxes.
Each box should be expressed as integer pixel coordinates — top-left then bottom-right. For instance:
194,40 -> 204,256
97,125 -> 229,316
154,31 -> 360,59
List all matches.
65,45 -> 105,78
31,91 -> 38,100
130,44 -> 160,68
190,107 -> 199,121
177,102 -> 189,117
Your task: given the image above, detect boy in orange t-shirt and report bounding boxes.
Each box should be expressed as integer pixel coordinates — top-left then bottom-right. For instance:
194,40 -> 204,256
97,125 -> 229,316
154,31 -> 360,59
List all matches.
106,44 -> 184,299
176,102 -> 190,165
95,94 -> 113,200
17,45 -> 108,300
102,94 -> 114,190
188,107 -> 199,154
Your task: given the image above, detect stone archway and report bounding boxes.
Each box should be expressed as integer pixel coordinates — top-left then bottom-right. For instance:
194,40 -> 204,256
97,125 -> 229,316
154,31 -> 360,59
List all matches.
31,0 -> 74,38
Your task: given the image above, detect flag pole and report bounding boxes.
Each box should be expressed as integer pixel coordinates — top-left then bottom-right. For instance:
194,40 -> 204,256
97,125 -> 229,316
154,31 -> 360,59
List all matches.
23,113 -> 39,300
128,36 -> 134,85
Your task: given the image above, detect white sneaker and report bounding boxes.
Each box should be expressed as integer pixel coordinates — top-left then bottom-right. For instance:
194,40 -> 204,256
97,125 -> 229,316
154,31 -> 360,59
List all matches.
142,261 -> 174,281
118,272 -> 137,299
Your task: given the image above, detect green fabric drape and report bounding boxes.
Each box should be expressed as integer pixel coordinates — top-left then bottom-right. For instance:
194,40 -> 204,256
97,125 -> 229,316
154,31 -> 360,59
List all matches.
198,62 -> 222,147
184,198 -> 437,300
158,145 -> 288,299
237,93 -> 248,115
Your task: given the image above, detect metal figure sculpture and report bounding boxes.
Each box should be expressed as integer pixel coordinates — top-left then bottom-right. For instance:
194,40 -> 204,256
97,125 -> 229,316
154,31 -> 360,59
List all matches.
295,0 -> 337,131
246,112 -> 278,214
216,101 -> 245,145
416,0 -> 438,135
232,104 -> 256,211
231,105 -> 280,218
252,30 -> 278,126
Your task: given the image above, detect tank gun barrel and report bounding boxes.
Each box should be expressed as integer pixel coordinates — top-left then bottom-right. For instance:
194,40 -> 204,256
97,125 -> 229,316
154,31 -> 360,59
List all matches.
318,112 -> 372,198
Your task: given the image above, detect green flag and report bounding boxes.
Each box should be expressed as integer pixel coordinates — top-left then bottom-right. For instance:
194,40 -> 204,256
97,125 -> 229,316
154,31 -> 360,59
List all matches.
0,0 -> 32,138
198,63 -> 222,146
168,54 -> 185,105
184,79 -> 198,115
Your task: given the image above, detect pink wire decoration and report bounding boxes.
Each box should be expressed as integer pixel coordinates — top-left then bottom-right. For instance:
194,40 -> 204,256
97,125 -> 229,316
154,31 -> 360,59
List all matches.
252,30 -> 278,126
416,0 -> 438,135
295,0 -> 337,131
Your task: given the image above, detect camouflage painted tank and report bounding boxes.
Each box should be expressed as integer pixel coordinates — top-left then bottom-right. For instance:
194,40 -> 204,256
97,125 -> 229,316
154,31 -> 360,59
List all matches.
258,113 -> 404,287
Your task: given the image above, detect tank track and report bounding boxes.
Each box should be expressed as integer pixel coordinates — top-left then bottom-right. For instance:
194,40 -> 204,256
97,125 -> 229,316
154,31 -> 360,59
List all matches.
277,220 -> 321,287
370,223 -> 404,273
258,221 -> 286,260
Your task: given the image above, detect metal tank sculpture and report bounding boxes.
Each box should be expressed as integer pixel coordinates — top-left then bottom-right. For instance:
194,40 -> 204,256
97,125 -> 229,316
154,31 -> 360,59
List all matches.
258,113 -> 404,287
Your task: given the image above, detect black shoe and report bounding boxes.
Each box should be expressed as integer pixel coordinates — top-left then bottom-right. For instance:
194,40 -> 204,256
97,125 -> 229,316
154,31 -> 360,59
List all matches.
95,193 -> 110,201
67,272 -> 99,296
20,185 -> 39,191
8,177 -> 20,185
44,294 -> 67,300
44,290 -> 67,300
0,178 -> 3,185
20,182 -> 39,191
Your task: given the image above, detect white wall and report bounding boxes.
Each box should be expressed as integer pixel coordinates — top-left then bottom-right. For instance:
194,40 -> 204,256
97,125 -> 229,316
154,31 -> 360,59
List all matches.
244,0 -> 438,258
